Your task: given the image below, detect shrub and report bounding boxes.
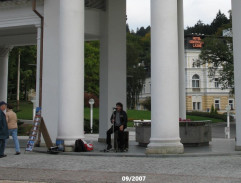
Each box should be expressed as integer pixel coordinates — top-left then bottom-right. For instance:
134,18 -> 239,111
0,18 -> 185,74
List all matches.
84,118 -> 99,133
141,97 -> 151,111
187,111 -> 234,122
210,104 -> 217,114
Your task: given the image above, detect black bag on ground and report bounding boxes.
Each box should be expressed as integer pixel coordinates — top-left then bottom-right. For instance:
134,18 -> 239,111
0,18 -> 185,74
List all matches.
74,139 -> 87,152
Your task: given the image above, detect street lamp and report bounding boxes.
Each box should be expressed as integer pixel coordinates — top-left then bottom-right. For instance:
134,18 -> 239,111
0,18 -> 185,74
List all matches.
225,105 -> 231,139
88,98 -> 95,133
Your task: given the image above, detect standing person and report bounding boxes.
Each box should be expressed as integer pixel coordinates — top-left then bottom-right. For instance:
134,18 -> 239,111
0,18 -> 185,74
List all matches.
6,104 -> 20,155
0,101 -> 9,158
106,102 -> 127,151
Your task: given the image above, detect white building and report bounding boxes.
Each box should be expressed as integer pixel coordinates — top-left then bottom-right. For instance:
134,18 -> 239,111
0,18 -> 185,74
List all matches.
140,35 -> 235,113
185,35 -> 235,113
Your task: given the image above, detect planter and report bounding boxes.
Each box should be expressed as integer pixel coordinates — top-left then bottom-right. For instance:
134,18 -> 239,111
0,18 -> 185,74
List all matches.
134,120 -> 212,147
179,121 -> 212,146
135,126 -> 151,147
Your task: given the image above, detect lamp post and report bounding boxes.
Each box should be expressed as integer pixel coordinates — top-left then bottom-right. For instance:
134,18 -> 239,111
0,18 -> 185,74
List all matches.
17,50 -> 21,111
89,98 -> 95,133
225,105 -> 231,139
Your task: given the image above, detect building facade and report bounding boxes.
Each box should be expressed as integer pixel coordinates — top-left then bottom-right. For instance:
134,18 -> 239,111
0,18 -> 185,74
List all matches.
185,35 -> 235,113
140,35 -> 235,114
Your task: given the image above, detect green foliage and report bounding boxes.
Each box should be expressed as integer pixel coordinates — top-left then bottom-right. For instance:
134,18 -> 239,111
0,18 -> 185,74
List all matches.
186,115 -> 224,123
141,97 -> 151,111
187,111 -> 232,122
210,104 -> 216,114
127,109 -> 151,121
84,41 -> 100,96
84,119 -> 99,133
84,107 -> 99,120
18,121 -> 32,136
199,36 -> 233,92
127,27 -> 150,109
8,46 -> 37,100
8,100 -> 33,120
185,10 -> 231,36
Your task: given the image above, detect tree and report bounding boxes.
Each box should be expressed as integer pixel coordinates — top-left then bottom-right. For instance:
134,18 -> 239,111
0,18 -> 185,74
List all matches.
185,20 -> 212,35
210,10 -> 229,33
141,97 -> 151,111
8,46 -> 37,100
198,37 -> 234,92
127,33 -> 146,109
185,10 -> 231,36
84,41 -> 100,96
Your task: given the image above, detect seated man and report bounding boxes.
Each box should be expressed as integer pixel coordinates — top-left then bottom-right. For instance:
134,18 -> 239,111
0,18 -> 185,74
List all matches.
106,102 -> 127,151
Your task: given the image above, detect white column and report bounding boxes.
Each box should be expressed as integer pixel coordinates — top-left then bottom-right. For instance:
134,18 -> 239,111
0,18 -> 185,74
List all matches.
0,47 -> 11,102
99,0 -> 127,141
35,25 -> 41,108
178,0 -> 186,119
232,0 -> 241,150
146,0 -> 184,154
57,0 -> 85,145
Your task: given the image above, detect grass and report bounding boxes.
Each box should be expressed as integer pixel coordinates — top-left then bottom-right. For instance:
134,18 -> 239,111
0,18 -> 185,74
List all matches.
12,101 -> 225,135
127,110 -> 151,121
12,101 -> 225,124
186,115 -> 225,123
84,107 -> 99,120
8,100 -> 33,120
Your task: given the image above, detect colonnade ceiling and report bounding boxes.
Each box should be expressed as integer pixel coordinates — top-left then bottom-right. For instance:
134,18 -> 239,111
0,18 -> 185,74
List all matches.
85,0 -> 106,11
0,0 -> 106,11
0,25 -> 37,46
0,0 -> 104,46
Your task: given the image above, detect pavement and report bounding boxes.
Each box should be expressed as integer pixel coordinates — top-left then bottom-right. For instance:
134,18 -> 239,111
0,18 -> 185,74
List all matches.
1,122 -> 241,183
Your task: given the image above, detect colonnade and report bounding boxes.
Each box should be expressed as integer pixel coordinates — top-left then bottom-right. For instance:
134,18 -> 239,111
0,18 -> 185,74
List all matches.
1,0 -> 241,154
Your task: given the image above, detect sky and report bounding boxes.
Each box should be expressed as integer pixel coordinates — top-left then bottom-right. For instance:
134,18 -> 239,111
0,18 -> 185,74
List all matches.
127,0 -> 232,31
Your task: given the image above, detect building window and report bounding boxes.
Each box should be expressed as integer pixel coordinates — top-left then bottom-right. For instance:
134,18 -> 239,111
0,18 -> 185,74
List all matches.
193,102 -> 196,110
197,102 -> 201,110
214,78 -> 219,88
193,102 -> 201,111
214,99 -> 220,110
229,99 -> 234,110
192,74 -> 200,88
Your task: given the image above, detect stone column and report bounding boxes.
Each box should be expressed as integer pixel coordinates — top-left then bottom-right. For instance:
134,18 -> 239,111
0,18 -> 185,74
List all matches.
146,0 -> 184,154
178,0 -> 186,119
35,25 -> 41,108
0,47 -> 11,102
232,0 -> 241,150
57,0 -> 85,146
98,0 -> 127,141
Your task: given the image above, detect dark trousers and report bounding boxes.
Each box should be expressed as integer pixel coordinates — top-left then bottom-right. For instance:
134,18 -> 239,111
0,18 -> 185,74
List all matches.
0,139 -> 6,156
106,126 -> 124,149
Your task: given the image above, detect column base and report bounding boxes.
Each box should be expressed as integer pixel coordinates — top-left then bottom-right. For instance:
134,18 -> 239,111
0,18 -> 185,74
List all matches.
57,135 -> 85,146
98,137 -> 106,143
235,145 -> 241,151
146,139 -> 184,154
65,146 -> 74,152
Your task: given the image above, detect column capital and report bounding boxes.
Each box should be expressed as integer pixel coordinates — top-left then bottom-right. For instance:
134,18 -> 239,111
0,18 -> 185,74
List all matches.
0,47 -> 13,57
35,24 -> 41,28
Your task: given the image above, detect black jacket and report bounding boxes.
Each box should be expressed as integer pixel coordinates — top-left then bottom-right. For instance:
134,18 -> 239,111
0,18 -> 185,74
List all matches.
0,110 -> 9,140
110,110 -> 128,129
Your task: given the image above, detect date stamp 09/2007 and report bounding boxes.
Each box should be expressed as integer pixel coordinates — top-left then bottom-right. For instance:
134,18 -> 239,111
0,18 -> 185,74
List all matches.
122,176 -> 146,182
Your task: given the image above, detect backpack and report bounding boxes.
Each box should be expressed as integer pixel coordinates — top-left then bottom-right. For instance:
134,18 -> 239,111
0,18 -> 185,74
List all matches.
74,139 -> 87,152
82,140 -> 93,151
